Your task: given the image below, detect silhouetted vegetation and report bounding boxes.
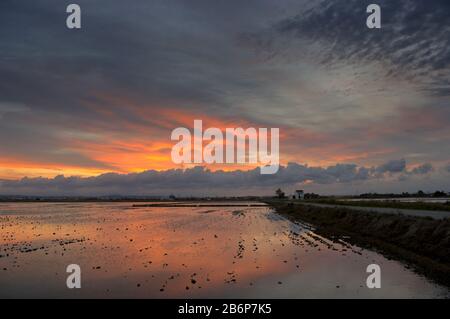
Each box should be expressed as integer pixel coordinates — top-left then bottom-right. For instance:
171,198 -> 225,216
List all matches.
275,188 -> 286,199
304,193 -> 320,200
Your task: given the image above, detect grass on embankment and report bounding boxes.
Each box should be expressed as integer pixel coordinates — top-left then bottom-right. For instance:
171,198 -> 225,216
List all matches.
268,200 -> 450,287
310,198 -> 450,212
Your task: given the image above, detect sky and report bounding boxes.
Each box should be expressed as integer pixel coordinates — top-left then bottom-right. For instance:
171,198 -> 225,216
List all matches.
0,0 -> 449,196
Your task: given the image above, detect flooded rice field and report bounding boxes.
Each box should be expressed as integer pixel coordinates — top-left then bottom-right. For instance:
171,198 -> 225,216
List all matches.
0,202 -> 448,298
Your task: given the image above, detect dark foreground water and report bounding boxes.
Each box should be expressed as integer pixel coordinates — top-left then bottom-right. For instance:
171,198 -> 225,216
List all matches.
0,202 -> 448,298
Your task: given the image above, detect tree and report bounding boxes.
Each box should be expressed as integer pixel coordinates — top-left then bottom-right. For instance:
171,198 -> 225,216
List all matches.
433,190 -> 446,197
275,188 -> 285,199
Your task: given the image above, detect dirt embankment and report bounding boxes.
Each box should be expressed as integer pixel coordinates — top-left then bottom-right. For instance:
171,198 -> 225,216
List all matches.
268,201 -> 450,287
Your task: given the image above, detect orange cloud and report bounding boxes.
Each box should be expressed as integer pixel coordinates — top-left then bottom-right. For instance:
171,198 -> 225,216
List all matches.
0,92 -> 407,180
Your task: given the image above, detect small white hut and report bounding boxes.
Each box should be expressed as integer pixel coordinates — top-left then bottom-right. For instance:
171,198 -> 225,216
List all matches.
293,190 -> 304,200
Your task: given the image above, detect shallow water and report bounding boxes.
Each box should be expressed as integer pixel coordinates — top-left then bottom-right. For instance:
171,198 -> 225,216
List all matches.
0,202 -> 448,298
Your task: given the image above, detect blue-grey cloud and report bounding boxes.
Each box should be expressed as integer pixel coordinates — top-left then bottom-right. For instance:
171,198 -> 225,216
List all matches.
0,159 -> 435,196
246,0 -> 450,96
375,159 -> 406,174
410,163 -> 433,175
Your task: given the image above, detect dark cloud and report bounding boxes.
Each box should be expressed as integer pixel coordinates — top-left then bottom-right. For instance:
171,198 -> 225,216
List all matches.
410,163 -> 433,175
375,159 -> 406,174
0,0 -> 291,115
246,0 -> 450,96
0,159 -> 430,196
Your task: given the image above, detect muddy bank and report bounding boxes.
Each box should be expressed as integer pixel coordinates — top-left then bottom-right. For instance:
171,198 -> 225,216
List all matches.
267,201 -> 450,287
